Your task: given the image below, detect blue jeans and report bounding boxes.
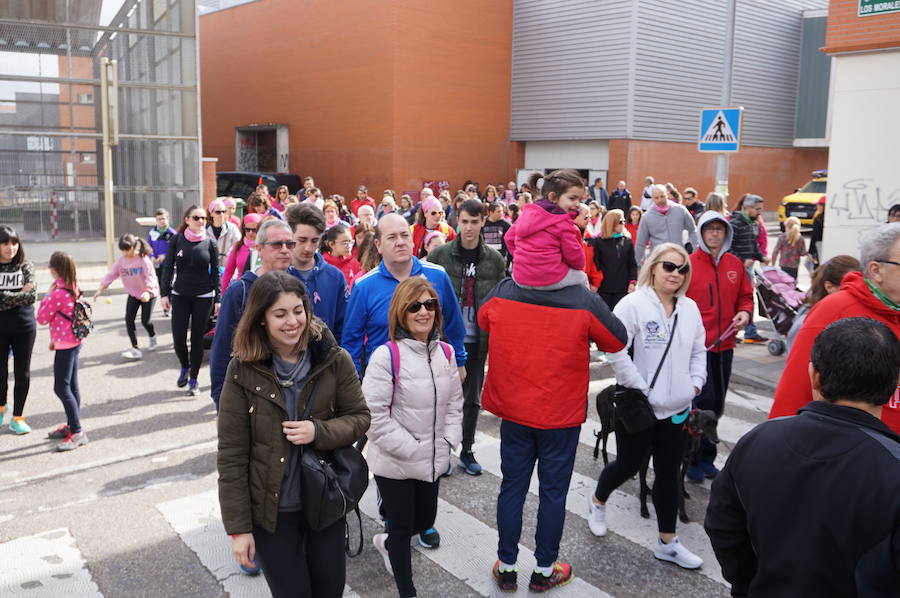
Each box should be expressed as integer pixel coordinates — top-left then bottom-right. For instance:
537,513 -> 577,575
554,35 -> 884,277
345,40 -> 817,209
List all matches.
54,345 -> 82,433
496,420 -> 580,567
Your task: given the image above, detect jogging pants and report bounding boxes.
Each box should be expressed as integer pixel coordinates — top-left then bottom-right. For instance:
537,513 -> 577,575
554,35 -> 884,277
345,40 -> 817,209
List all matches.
375,475 -> 440,598
53,345 -> 82,433
461,341 -> 486,453
125,295 -> 156,348
0,328 -> 36,417
693,350 -> 733,464
594,416 -> 687,534
496,420 -> 580,568
252,510 -> 346,598
170,294 -> 213,379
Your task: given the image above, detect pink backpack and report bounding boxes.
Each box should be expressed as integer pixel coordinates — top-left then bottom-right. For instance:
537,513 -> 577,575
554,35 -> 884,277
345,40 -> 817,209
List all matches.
385,340 -> 453,414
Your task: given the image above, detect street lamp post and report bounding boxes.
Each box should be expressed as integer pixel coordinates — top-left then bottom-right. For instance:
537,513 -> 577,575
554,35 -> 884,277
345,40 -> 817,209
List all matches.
716,0 -> 737,198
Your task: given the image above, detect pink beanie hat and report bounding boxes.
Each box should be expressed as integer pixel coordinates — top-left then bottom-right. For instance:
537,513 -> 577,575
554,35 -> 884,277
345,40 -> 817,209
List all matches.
421,197 -> 442,214
243,213 -> 262,226
222,197 -> 237,209
208,199 -> 226,213
423,230 -> 446,249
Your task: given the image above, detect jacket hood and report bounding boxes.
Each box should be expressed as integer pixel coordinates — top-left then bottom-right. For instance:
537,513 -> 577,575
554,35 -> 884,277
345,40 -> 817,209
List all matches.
696,211 -> 733,259
239,269 -> 259,284
513,203 -> 575,239
841,271 -> 900,323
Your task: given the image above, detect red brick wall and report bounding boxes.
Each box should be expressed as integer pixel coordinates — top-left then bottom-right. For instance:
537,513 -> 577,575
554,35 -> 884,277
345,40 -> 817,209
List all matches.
202,158 -> 217,208
200,0 -> 514,199
609,139 -> 828,212
824,0 -> 900,53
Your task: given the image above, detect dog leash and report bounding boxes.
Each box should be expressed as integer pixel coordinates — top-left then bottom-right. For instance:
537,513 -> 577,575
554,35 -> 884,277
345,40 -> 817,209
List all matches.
706,322 -> 738,351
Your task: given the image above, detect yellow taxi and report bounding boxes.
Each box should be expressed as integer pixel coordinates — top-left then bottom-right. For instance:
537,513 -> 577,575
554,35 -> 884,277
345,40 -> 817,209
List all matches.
778,170 -> 827,226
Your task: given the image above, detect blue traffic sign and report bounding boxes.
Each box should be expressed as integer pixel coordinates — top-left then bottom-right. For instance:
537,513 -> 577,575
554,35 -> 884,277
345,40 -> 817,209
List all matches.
698,107 -> 743,152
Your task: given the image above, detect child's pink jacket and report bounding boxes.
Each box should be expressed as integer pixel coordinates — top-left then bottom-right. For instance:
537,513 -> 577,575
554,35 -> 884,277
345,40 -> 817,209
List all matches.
100,255 -> 159,299
506,203 -> 585,286
37,281 -> 82,350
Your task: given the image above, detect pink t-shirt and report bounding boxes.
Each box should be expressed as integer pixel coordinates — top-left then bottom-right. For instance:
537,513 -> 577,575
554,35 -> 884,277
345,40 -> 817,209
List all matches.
36,281 -> 83,350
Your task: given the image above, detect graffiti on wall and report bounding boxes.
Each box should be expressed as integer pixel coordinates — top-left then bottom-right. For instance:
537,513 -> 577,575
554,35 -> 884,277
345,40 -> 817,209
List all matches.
236,133 -> 257,171
829,178 -> 900,222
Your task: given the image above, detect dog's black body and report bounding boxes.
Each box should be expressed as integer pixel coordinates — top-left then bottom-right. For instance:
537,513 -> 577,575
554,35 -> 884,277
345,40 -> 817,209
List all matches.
593,386 -> 719,523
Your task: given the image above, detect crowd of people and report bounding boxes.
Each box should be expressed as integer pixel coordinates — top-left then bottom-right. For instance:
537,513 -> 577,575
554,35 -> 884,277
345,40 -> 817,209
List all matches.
0,169 -> 899,597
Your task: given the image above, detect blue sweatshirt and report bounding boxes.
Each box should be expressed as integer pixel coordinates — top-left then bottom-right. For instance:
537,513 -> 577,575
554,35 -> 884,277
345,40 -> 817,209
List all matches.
341,257 -> 467,374
293,253 -> 346,342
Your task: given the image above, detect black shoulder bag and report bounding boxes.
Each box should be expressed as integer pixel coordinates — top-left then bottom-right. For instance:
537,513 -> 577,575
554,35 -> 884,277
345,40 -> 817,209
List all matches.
613,313 -> 679,434
298,379 -> 369,557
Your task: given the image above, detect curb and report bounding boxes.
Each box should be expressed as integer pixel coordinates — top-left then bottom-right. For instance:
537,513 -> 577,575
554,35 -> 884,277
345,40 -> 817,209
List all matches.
729,370 -> 776,395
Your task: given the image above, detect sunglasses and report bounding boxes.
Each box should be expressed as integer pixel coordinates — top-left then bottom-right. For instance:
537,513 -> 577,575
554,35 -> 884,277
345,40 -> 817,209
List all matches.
244,227 -> 258,232
262,240 -> 297,250
190,215 -> 206,222
660,261 -> 690,274
429,211 -> 444,216
618,219 -> 626,224
406,298 -> 437,314
213,210 -> 226,214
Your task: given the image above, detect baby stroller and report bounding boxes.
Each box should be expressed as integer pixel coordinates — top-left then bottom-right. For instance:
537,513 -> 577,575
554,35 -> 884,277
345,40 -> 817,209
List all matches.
752,266 -> 805,356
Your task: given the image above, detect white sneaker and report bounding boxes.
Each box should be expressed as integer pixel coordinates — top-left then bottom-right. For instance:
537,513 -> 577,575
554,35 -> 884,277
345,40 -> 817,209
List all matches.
654,536 -> 703,569
122,347 -> 142,360
587,496 -> 607,537
148,336 -> 158,351
373,533 -> 393,575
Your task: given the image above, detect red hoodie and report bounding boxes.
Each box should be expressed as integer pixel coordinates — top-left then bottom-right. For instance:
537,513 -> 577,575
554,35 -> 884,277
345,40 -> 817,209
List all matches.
769,271 -> 900,433
686,249 -> 754,352
322,252 -> 362,287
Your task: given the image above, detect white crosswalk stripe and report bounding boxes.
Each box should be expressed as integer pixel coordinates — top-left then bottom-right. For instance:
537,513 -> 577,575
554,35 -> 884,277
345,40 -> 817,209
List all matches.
0,528 -> 102,597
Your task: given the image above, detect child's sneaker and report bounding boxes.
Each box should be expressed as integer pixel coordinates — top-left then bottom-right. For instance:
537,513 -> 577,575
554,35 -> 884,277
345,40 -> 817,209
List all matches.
491,560 -> 517,592
0,406 -> 6,426
56,431 -> 88,452
373,533 -> 393,575
122,347 -> 142,360
418,528 -> 440,549
47,424 -> 71,439
9,417 -> 31,435
458,451 -> 483,476
187,379 -> 199,396
587,495 -> 607,537
528,562 -> 573,593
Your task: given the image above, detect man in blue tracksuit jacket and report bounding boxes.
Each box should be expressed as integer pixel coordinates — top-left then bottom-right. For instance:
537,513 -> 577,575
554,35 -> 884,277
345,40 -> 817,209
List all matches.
342,213 -> 467,375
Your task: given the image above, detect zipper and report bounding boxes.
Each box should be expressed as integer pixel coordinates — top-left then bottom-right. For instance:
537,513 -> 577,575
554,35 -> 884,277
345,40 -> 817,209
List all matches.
428,344 -> 438,482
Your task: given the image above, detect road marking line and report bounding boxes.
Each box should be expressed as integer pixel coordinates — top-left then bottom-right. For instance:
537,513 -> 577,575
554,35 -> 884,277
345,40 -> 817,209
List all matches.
0,528 -> 102,597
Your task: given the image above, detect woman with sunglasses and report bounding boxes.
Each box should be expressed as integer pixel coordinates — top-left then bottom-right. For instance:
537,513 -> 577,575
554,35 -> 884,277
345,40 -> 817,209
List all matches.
362,277 -> 463,598
587,242 -> 707,570
160,205 -> 221,396
590,209 -> 638,311
272,185 -> 290,212
222,213 -> 262,293
411,196 -> 456,257
207,199 -> 243,270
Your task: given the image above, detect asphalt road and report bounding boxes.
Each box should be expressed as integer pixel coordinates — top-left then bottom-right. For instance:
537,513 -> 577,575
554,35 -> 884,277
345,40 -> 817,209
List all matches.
0,295 -> 774,598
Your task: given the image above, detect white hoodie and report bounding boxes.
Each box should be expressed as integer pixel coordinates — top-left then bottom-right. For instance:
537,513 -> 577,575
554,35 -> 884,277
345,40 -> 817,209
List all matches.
608,286 -> 707,418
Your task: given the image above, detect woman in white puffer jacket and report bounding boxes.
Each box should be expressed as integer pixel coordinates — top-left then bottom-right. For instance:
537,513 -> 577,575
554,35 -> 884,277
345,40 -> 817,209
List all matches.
362,277 -> 463,598
587,242 -> 707,571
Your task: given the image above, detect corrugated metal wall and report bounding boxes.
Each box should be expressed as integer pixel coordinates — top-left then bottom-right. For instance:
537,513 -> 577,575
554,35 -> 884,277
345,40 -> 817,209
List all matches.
794,15 -> 830,140
510,0 -> 632,140
511,0 -> 827,147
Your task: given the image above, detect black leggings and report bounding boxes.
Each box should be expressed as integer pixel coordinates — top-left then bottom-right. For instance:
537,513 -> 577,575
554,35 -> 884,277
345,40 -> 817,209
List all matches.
170,294 -> 213,379
375,475 -> 440,598
0,329 -> 36,417
252,510 -> 346,598
125,295 -> 156,347
594,417 -> 687,534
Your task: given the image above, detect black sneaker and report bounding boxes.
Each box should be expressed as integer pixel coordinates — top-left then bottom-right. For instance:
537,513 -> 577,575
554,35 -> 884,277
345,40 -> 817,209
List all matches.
418,528 -> 440,549
177,368 -> 189,388
492,560 -> 517,592
528,562 -> 573,593
47,424 -> 71,439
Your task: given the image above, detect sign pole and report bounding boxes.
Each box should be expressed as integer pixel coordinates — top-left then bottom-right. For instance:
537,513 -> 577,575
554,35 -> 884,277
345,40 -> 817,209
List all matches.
716,0 -> 737,200
100,58 -> 118,267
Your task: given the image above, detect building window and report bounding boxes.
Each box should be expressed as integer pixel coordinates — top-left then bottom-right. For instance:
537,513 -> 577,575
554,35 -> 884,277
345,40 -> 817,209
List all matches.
78,93 -> 93,104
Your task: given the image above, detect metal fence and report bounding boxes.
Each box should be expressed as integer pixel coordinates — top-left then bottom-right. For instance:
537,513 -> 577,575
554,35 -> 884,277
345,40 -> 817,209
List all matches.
0,0 -> 200,242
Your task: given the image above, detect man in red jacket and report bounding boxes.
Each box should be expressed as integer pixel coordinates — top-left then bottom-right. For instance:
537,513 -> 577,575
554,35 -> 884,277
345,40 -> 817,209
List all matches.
770,223 -> 900,433
478,279 -> 626,592
350,185 -> 375,218
686,212 -> 753,481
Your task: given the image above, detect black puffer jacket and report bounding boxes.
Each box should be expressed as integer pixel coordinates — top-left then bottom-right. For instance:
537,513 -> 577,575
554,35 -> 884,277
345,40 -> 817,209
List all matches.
728,212 -> 762,262
590,236 -> 637,294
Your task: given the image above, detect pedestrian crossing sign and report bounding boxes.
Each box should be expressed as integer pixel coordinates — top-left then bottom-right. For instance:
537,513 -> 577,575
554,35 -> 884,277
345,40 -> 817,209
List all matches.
698,107 -> 743,152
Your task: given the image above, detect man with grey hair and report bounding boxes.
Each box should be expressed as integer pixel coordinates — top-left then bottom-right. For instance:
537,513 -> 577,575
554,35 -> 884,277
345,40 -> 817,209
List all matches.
729,194 -> 770,343
210,218 -> 298,409
635,183 -> 698,264
771,222 -> 900,434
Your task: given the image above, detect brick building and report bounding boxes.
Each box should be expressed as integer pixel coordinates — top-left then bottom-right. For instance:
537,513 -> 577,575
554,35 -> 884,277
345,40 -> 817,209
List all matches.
199,0 -> 831,210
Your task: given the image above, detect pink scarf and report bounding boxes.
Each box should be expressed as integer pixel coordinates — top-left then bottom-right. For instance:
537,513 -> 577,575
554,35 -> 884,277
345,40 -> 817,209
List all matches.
184,228 -> 206,242
654,201 -> 673,216
244,238 -> 257,248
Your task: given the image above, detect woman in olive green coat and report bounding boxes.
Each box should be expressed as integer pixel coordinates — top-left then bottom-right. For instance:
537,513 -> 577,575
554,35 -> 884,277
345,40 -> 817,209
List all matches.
217,270 -> 369,598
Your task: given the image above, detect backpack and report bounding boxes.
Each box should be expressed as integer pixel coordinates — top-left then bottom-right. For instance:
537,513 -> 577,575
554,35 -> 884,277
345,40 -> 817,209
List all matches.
385,340 -> 453,414
58,288 -> 93,339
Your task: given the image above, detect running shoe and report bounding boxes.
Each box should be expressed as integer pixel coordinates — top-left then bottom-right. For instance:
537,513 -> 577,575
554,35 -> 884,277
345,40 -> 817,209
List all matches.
528,562 -> 573,593
48,424 -> 71,439
458,451 -> 483,476
148,336 -> 158,351
9,417 -> 31,435
492,560 -> 517,592
56,431 -> 89,452
654,536 -> 703,569
418,528 -> 440,549
373,533 -> 393,575
742,334 -> 769,344
239,559 -> 260,576
122,347 -> 142,360
187,379 -> 199,396
0,407 -> 6,426
586,495 -> 607,537
177,368 -> 189,388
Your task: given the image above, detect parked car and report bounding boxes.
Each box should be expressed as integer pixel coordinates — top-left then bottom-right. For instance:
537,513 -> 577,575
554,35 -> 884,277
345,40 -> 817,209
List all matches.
216,171 -> 278,200
778,169 -> 827,226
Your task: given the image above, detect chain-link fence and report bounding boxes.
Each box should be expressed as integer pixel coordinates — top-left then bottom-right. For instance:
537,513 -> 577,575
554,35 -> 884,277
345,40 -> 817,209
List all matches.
0,0 -> 200,242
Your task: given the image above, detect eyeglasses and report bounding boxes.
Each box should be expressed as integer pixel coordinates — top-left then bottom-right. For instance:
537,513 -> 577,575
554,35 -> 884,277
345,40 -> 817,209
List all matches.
660,261 -> 690,275
213,210 -> 226,214
338,240 -> 355,247
190,215 -> 206,222
406,298 -> 437,313
244,227 -> 258,233
261,240 -> 297,250
876,260 -> 900,267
